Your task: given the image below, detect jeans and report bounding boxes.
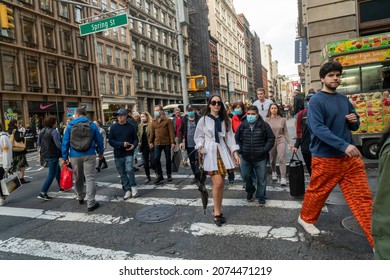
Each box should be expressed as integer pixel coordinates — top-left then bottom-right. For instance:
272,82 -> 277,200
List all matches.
40,157 -> 61,193
115,155 -> 136,191
154,145 -> 172,177
241,158 -> 267,201
71,155 -> 97,208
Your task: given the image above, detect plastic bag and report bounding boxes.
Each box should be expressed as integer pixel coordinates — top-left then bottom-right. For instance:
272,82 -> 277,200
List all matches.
60,165 -> 73,190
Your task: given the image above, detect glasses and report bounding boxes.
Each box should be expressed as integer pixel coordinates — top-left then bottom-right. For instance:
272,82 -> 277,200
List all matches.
210,100 -> 222,106
261,105 -> 264,110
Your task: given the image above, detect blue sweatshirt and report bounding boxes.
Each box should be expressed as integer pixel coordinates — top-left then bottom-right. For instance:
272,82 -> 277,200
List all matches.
109,121 -> 138,158
62,117 -> 104,160
308,91 -> 359,157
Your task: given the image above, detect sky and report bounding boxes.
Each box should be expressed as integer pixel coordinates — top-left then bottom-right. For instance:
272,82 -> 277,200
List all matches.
233,0 -> 299,78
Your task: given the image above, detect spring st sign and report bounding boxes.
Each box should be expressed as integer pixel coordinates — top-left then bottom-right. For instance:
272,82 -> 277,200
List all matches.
79,13 -> 128,36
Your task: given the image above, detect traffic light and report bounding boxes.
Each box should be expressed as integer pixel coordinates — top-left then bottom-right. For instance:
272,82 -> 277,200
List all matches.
0,4 -> 15,29
187,75 -> 207,91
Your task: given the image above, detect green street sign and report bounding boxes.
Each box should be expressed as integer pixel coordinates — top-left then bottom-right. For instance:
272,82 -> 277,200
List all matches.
79,13 -> 128,36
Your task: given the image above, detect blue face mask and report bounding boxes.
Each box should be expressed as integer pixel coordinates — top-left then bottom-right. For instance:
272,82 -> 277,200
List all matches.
247,115 -> 257,124
187,111 -> 195,117
153,111 -> 160,118
233,109 -> 243,115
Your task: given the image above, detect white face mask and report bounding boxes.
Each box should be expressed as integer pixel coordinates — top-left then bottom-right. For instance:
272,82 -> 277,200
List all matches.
141,117 -> 147,123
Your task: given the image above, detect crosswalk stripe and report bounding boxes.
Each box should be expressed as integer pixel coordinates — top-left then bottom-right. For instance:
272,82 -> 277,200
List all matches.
0,237 -> 184,260
170,222 -> 306,242
51,192 -> 326,211
0,207 -> 131,224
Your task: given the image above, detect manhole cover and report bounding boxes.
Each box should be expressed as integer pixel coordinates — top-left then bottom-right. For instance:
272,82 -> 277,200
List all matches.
135,204 -> 178,223
341,216 -> 365,236
325,192 -> 346,205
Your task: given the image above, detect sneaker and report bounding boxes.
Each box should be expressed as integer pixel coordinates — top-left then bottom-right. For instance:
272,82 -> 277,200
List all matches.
37,193 -> 52,201
258,199 -> 266,206
0,198 -> 8,206
167,175 -> 173,182
144,177 -> 151,184
124,190 -> 132,200
246,193 -> 253,202
88,202 -> 100,212
272,172 -> 278,181
280,178 -> 287,186
298,215 -> 320,236
101,164 -> 108,170
78,199 -> 84,205
154,176 -> 164,185
131,187 -> 138,198
96,167 -> 101,172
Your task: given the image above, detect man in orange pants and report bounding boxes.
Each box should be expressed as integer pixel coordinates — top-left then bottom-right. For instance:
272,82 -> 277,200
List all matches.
298,61 -> 374,248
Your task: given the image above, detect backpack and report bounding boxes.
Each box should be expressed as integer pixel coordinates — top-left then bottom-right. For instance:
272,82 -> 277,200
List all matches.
70,121 -> 92,152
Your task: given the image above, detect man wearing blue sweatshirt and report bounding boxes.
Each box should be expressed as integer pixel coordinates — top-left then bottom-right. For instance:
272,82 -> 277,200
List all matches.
62,107 -> 104,212
298,62 -> 374,249
109,109 -> 138,200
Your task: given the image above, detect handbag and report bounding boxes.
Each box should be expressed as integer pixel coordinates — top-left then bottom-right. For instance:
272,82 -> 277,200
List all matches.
10,129 -> 26,152
171,150 -> 181,172
60,165 -> 73,190
288,151 -> 305,197
1,174 -> 22,196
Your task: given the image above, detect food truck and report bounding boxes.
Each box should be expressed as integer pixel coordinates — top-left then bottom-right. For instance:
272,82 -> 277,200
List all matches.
320,32 -> 390,159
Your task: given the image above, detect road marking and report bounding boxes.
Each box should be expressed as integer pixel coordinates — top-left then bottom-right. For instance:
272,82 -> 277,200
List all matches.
0,207 -> 131,224
170,222 -> 306,242
52,192 -> 327,211
0,237 -> 183,260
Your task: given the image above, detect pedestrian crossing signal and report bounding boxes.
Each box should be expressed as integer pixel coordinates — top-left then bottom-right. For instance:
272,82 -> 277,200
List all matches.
187,75 -> 207,91
0,4 -> 15,29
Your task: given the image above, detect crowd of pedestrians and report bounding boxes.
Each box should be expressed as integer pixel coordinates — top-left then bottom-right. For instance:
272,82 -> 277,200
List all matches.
1,61 -> 389,258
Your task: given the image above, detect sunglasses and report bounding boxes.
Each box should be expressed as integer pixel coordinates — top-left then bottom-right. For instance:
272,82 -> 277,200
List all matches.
261,105 -> 264,110
210,100 -> 222,106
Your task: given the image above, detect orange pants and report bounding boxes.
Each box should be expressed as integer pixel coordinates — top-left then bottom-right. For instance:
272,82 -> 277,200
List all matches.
300,156 -> 374,248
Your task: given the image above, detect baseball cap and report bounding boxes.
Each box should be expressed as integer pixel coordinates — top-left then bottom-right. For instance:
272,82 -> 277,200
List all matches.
186,104 -> 194,110
116,109 -> 126,116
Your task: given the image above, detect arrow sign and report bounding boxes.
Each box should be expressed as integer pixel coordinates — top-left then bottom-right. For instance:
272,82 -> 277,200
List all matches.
79,13 -> 128,36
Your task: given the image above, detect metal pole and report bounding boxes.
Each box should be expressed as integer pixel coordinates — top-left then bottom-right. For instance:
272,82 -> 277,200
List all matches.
226,73 -> 230,103
175,0 -> 189,112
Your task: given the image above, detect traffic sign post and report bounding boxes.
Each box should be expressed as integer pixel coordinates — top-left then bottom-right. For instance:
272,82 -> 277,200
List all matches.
79,13 -> 128,36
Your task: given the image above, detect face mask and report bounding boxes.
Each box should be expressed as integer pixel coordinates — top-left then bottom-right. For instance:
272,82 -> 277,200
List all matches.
187,111 -> 195,118
247,115 -> 257,124
233,109 -> 243,115
153,111 -> 160,118
141,117 -> 147,123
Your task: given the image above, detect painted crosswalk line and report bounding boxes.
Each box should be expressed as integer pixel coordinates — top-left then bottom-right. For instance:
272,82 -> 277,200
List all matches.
0,237 -> 184,260
0,207 -> 131,224
51,192 -> 328,211
170,222 -> 307,242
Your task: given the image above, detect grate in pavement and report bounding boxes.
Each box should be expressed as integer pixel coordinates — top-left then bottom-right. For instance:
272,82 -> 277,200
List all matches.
341,216 -> 365,236
135,204 -> 178,223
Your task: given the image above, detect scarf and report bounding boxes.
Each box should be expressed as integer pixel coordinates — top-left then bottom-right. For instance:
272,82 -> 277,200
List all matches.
207,114 -> 222,143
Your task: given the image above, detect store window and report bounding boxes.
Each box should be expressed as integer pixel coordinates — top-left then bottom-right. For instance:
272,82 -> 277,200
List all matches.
80,67 -> 90,96
2,101 -> 23,131
26,57 -> 40,92
46,60 -> 59,93
1,53 -> 19,91
43,25 -> 56,51
22,19 -> 37,48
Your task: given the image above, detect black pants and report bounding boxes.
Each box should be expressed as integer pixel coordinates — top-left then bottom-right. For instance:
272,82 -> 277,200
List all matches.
0,167 -> 4,196
97,156 -> 107,168
302,152 -> 312,176
141,146 -> 151,178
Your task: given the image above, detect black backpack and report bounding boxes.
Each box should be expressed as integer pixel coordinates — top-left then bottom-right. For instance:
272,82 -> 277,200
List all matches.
70,121 -> 92,152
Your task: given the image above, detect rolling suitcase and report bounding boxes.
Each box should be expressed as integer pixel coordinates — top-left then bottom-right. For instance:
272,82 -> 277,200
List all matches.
288,152 -> 305,197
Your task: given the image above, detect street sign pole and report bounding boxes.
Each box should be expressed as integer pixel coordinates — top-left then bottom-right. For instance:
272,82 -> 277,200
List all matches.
79,13 -> 128,36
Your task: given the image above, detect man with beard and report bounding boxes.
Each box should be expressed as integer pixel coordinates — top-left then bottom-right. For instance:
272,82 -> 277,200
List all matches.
298,61 -> 374,250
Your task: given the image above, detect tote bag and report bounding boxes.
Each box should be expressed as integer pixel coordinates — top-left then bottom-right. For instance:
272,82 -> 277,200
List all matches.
288,152 -> 305,197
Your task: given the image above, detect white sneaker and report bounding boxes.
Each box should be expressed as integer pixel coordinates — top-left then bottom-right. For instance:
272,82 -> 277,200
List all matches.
0,198 -> 7,206
298,215 -> 320,236
280,178 -> 287,186
131,187 -> 138,198
124,190 -> 132,200
272,172 -> 278,181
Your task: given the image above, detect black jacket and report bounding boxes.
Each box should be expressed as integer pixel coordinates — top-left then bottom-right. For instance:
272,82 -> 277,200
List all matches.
235,117 -> 275,162
178,114 -> 201,149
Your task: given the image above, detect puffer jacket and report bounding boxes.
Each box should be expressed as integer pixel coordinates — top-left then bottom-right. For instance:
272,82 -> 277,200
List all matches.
235,117 -> 275,162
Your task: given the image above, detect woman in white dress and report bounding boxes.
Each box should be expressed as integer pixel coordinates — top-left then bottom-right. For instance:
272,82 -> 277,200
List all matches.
194,95 -> 240,226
